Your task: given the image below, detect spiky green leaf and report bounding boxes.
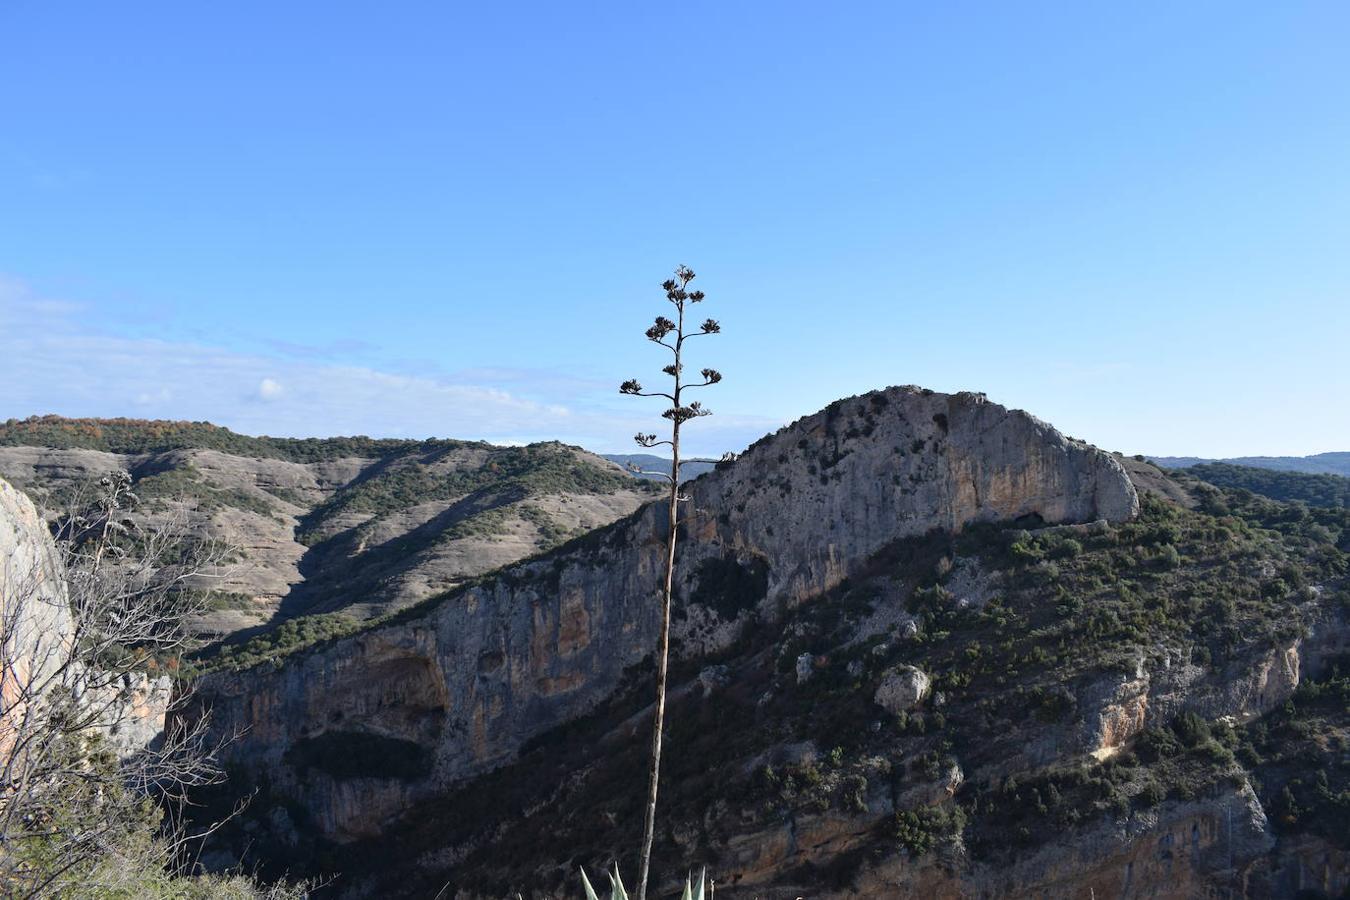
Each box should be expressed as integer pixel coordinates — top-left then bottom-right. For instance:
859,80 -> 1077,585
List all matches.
580,868 -> 602,900
608,864 -> 629,900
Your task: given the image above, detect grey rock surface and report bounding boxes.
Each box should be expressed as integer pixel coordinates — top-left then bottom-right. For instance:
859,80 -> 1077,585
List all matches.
1,476 -> 74,741
874,665 -> 932,714
192,386 -> 1141,842
1,476 -> 170,759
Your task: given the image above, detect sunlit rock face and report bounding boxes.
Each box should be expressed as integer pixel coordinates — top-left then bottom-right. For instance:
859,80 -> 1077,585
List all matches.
192,386 -> 1140,844
1,476 -> 171,759
874,664 -> 931,714
1,476 -> 74,759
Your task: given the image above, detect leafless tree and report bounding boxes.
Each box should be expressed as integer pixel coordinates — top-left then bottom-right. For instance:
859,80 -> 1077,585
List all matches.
619,265 -> 721,900
0,472 -> 234,898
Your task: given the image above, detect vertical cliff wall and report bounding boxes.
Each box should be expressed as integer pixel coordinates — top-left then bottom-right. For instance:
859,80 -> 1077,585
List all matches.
2,476 -> 172,760
1,476 -> 74,759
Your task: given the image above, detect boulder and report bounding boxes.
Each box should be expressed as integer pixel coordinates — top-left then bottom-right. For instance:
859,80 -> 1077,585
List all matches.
874,665 -> 931,714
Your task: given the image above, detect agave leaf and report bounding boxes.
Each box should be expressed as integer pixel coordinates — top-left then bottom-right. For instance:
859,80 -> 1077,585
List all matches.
579,864 -> 707,900
677,867 -> 709,900
608,864 -> 629,900
580,867 -> 602,900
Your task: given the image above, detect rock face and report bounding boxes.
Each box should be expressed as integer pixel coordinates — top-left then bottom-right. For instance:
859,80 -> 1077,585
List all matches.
1,476 -> 171,759
874,665 -> 931,714
103,673 -> 173,756
193,386 -> 1140,842
1,476 -> 74,758
852,782 -> 1278,900
703,780 -> 1277,899
1080,636 -> 1332,764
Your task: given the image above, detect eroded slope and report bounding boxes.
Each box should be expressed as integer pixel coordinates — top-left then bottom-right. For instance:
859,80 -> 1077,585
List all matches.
0,420 -> 655,637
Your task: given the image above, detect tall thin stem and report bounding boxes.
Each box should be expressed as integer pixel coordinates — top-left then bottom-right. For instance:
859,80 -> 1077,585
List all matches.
620,266 -> 718,900
636,298 -> 684,900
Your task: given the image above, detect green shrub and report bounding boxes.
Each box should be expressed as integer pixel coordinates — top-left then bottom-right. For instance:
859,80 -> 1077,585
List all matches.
203,613 -> 361,671
1136,728 -> 1182,762
892,805 -> 966,855
1136,780 -> 1166,808
1171,712 -> 1211,749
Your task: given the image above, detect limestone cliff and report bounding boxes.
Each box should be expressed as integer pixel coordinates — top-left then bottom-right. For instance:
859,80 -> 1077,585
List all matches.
193,387 -> 1139,841
1,476 -> 74,758
1,475 -> 171,759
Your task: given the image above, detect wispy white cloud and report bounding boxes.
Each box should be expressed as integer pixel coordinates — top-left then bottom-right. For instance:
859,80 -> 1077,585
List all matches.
0,278 -> 781,456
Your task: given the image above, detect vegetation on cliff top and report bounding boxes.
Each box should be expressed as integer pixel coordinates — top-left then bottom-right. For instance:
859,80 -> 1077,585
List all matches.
0,414 -> 477,462
296,442 -> 653,544
1182,461 -> 1350,509
1152,452 -> 1350,478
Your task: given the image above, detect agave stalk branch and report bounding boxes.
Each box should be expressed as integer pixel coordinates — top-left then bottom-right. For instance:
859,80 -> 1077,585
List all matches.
619,266 -> 719,900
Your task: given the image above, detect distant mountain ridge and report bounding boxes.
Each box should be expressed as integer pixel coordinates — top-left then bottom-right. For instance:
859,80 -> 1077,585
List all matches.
1178,462 -> 1350,509
0,414 -> 495,461
0,415 -> 659,639
599,452 -> 717,482
1151,450 -> 1350,477
0,416 -> 722,483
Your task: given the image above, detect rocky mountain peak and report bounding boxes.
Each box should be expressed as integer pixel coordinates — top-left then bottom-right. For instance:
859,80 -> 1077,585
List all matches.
191,386 -> 1141,849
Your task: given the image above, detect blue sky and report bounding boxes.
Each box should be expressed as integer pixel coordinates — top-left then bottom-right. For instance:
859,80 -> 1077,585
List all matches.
2,2 -> 1347,457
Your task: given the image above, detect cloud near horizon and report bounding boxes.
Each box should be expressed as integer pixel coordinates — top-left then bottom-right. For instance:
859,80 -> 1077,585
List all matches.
0,278 -> 781,456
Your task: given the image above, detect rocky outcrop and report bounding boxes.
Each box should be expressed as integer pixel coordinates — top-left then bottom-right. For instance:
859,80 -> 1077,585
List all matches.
1079,624 -> 1346,763
193,386 -> 1139,842
1084,670 -> 1152,760
874,665 -> 931,714
1,476 -> 74,758
704,778 -> 1278,900
1081,642 -> 1305,762
1,476 -> 171,760
858,782 -> 1276,900
102,673 -> 173,756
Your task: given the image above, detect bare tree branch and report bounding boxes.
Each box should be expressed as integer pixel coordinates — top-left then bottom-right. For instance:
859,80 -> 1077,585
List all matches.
1,473 -> 250,897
